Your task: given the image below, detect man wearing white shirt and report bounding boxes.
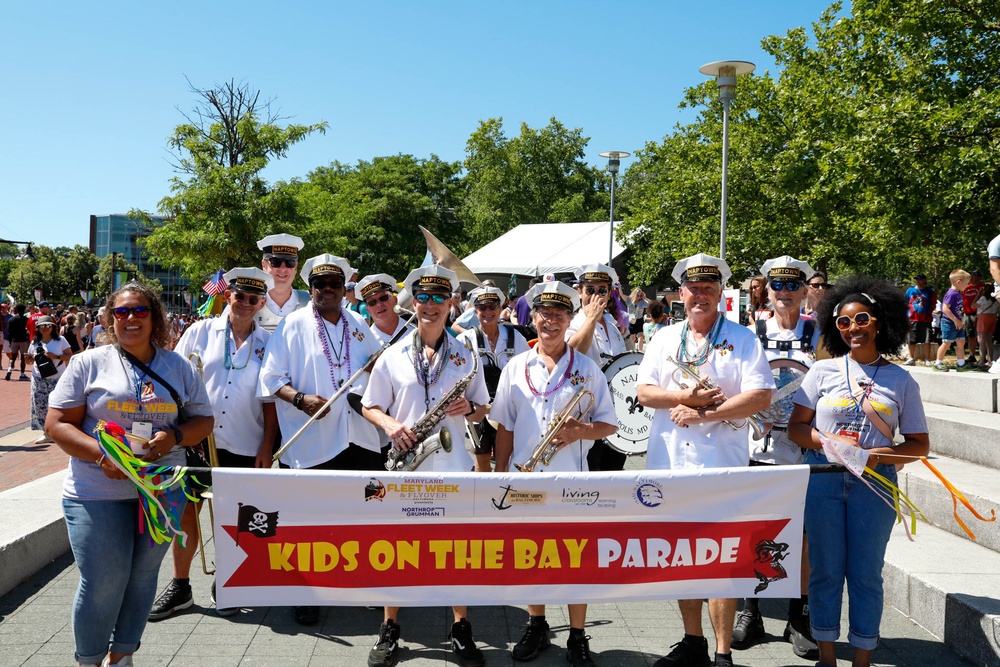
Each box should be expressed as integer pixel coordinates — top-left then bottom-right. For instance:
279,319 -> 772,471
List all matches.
492,280 -> 617,667
255,233 -> 311,332
637,253 -> 774,667
356,273 -> 413,345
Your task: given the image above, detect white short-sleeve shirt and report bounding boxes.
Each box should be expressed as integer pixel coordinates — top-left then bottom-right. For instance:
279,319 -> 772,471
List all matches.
567,311 -> 627,367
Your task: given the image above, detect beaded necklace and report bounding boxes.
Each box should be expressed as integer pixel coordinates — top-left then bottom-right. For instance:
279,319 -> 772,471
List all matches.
224,318 -> 253,371
315,307 -> 351,390
413,330 -> 449,388
677,314 -> 725,366
526,346 -> 575,397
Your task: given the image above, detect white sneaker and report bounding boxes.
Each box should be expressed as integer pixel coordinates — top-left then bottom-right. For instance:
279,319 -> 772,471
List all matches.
34,435 -> 54,444
903,358 -> 916,366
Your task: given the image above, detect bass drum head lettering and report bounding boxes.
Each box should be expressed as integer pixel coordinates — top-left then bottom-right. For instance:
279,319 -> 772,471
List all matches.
602,352 -> 652,455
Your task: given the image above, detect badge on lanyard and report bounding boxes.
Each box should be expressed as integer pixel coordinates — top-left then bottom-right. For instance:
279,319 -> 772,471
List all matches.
837,418 -> 864,443
132,421 -> 153,440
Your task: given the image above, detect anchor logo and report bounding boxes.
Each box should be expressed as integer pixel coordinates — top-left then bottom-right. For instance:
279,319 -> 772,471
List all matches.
492,484 -> 516,510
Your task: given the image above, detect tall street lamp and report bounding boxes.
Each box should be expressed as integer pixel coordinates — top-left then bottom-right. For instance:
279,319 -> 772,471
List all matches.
599,151 -> 630,265
699,60 -> 755,260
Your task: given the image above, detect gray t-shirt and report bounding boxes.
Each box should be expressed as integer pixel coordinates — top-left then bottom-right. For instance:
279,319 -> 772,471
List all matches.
49,345 -> 212,500
793,357 -> 927,459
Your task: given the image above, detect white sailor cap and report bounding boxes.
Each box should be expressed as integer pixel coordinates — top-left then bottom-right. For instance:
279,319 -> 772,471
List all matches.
300,254 -> 353,285
257,233 -> 304,258
468,286 -> 505,305
223,267 -> 274,295
671,253 -> 732,284
760,255 -> 814,282
405,265 -> 459,293
526,281 -> 580,312
356,273 -> 398,301
574,263 -> 619,286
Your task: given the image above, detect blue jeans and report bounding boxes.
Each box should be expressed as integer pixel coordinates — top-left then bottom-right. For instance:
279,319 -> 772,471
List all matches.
803,449 -> 897,651
63,498 -> 179,664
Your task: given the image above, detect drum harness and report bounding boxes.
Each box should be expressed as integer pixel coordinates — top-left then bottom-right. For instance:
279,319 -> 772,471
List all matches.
755,317 -> 814,451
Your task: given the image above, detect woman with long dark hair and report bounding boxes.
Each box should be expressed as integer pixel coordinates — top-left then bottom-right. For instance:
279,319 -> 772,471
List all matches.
787,275 -> 929,667
30,315 -> 73,444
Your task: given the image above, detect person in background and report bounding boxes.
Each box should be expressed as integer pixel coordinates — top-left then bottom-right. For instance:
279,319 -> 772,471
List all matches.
746,275 -> 770,323
643,300 -> 668,348
30,315 -> 73,444
934,269 -> 971,372
974,288 -> 998,369
254,233 -> 311,332
904,274 -> 936,366
6,304 -> 30,380
804,271 -> 830,316
62,314 -> 81,355
962,269 -> 985,364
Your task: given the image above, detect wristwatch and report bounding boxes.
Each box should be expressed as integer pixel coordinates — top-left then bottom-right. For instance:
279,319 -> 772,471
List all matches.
169,425 -> 184,447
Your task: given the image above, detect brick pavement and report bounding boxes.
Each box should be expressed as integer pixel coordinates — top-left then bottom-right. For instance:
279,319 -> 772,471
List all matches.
0,372 -> 65,493
0,370 -> 31,433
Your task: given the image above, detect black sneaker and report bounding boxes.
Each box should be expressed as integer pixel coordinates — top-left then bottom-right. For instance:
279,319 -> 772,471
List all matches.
566,633 -> 596,667
148,580 -> 193,621
3,371 -> 9,381
653,635 -> 711,667
512,618 -> 551,661
450,618 -> 484,667
731,609 -> 765,649
368,620 -> 401,667
211,580 -> 238,617
294,605 -> 319,626
714,652 -> 734,667
784,618 -> 818,659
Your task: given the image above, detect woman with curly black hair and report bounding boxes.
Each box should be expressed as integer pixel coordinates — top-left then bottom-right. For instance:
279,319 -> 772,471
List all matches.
787,275 -> 929,667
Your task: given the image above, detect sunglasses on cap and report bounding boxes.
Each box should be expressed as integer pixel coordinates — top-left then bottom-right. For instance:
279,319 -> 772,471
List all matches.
585,286 -> 609,296
365,293 -> 391,308
770,280 -> 801,292
267,257 -> 298,269
414,292 -> 449,305
311,278 -> 344,291
835,312 -> 877,330
112,306 -> 151,320
233,292 -> 263,306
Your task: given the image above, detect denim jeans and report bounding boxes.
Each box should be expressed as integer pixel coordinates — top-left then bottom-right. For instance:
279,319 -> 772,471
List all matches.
63,498 -> 179,664
803,449 -> 897,650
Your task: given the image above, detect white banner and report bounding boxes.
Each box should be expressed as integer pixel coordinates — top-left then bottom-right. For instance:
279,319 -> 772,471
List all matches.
213,466 -> 808,608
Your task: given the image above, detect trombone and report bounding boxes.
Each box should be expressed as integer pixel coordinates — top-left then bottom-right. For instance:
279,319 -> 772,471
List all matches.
188,353 -> 218,575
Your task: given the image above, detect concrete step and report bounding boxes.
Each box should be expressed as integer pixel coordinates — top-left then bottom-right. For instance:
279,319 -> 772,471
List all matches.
905,364 -> 997,413
0,470 -> 69,597
899,453 -> 1000,553
884,520 -> 1000,667
925,403 -> 1000,470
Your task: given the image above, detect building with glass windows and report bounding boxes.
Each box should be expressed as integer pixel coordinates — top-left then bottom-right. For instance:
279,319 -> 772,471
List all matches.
89,213 -> 192,313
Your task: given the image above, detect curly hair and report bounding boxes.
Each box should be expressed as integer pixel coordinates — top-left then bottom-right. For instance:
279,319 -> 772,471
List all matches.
103,282 -> 173,349
816,274 -> 909,357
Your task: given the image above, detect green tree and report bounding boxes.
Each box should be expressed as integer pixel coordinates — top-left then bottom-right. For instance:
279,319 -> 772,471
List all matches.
460,117 -> 610,248
137,79 -> 327,280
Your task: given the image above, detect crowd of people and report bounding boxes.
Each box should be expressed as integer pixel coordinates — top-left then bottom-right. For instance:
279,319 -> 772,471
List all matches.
9,231 -> 947,667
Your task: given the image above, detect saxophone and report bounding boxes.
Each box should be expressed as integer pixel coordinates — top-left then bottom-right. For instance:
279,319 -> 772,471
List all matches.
385,340 -> 480,471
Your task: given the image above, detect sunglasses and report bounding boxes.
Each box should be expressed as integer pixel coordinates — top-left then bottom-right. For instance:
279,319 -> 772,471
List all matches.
808,282 -> 829,289
585,286 -> 609,296
233,292 -> 263,306
475,302 -> 499,311
311,279 -> 344,291
112,306 -> 151,320
37,323 -> 55,329
365,293 -> 391,309
414,292 -> 449,305
267,257 -> 298,269
836,312 -> 877,330
770,280 -> 802,292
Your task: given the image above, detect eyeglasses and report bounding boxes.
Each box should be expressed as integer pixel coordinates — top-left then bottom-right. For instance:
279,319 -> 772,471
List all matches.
835,312 -> 877,330
112,306 -> 151,320
808,282 -> 829,289
233,292 -> 262,306
311,279 -> 344,291
770,280 -> 802,292
585,286 -> 609,296
414,292 -> 449,305
475,302 -> 499,311
535,307 -> 569,321
365,293 -> 391,309
267,257 -> 298,269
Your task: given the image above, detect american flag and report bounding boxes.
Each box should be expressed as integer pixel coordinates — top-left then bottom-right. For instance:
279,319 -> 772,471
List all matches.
202,269 -> 228,296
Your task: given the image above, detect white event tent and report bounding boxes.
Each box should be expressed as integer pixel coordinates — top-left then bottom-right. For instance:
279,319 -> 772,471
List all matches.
462,221 -> 627,277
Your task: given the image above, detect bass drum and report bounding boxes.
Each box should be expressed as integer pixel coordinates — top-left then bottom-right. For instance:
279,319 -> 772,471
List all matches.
765,358 -> 811,428
602,352 -> 653,456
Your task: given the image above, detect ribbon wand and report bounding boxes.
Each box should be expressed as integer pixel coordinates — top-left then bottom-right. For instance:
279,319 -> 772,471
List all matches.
272,310 -> 417,462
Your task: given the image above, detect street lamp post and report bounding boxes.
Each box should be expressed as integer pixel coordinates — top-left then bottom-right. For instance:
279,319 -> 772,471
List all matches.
599,151 -> 631,265
699,60 -> 755,260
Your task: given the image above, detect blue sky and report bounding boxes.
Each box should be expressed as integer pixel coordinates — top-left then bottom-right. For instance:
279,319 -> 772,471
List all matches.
0,1 -> 839,249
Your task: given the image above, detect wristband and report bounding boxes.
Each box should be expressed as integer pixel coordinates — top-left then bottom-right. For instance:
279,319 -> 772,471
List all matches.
292,391 -> 305,409
96,454 -> 105,466
169,425 -> 184,447
465,401 -> 477,417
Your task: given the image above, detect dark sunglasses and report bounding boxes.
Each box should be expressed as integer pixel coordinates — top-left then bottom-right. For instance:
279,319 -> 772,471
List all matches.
233,292 -> 263,306
836,312 -> 877,330
475,302 -> 499,311
585,286 -> 609,296
808,282 -> 829,289
770,280 -> 801,292
267,257 -> 298,269
414,292 -> 448,305
112,306 -> 151,320
311,279 -> 344,291
365,293 -> 391,309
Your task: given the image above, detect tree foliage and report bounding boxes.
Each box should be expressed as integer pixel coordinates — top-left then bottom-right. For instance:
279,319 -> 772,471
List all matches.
138,80 -> 327,280
0,245 -> 147,305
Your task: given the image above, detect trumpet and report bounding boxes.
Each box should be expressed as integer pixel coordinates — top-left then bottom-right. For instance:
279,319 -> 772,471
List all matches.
664,355 -> 767,440
188,353 -> 218,575
516,386 -> 595,472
